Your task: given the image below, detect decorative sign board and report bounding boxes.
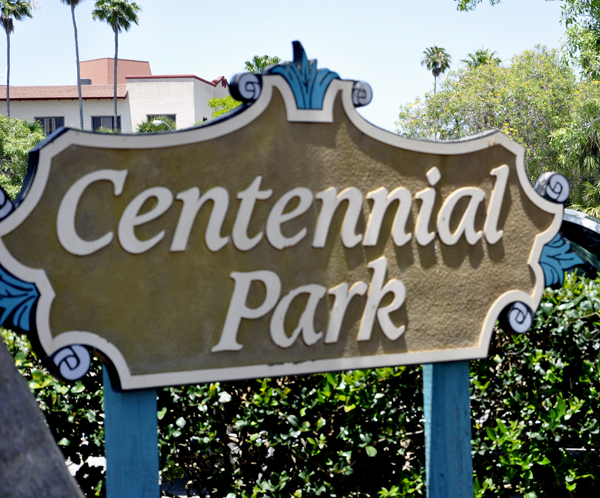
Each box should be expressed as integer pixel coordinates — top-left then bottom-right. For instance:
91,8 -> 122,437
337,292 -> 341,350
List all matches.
0,43 -> 571,390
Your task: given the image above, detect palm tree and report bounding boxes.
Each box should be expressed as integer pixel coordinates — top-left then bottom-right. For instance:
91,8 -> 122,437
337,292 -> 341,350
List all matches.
1,1 -> 35,117
461,48 -> 501,69
421,46 -> 452,94
244,55 -> 282,74
92,0 -> 141,131
61,0 -> 84,129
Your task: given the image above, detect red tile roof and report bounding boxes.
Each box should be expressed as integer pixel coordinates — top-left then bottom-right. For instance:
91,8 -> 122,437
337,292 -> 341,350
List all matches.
0,84 -> 128,101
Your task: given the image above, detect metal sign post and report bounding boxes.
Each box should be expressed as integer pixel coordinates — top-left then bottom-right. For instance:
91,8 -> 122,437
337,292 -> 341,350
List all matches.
424,361 -> 473,497
103,368 -> 159,498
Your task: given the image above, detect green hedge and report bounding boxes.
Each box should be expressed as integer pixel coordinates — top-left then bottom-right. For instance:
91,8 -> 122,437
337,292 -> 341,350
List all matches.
2,273 -> 600,497
0,116 -> 45,199
470,273 -> 600,496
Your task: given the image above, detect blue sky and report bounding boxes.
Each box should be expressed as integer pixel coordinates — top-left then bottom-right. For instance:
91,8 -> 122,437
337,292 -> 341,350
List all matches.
5,0 -> 565,131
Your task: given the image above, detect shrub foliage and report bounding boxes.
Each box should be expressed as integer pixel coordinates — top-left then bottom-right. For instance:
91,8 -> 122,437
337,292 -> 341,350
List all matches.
0,116 -> 45,199
2,272 -> 600,497
1,114 -> 599,497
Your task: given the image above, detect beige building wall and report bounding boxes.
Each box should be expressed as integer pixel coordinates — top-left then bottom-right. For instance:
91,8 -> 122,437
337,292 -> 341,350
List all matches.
127,78 -> 195,130
127,76 -> 230,130
1,62 -> 229,133
194,77 -> 229,123
4,98 -> 132,132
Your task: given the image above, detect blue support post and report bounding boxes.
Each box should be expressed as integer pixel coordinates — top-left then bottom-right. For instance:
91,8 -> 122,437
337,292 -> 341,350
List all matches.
423,361 -> 473,498
103,366 -> 159,498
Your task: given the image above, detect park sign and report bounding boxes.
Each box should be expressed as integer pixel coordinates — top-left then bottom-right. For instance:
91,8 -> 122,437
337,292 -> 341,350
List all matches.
0,43 -> 575,390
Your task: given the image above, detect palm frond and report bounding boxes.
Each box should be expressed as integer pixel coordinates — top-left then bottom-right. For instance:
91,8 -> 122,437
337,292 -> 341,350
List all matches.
92,0 -> 141,33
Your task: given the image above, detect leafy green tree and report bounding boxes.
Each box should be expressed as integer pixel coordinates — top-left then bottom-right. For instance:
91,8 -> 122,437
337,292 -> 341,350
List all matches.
208,95 -> 243,118
0,115 -> 44,198
0,1 -> 35,117
561,0 -> 600,78
244,54 -> 282,74
135,115 -> 176,133
398,46 -> 577,181
454,0 -> 500,10
551,91 -> 600,210
461,48 -> 501,69
92,0 -> 141,131
421,46 -> 452,94
454,0 -> 600,79
208,54 -> 283,119
61,0 -> 84,129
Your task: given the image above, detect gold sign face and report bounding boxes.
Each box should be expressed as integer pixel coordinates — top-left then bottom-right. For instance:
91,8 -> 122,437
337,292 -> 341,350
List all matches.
0,71 -> 562,389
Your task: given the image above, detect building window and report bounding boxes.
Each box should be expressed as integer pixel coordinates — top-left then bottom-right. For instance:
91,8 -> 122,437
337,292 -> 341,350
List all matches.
147,114 -> 176,125
92,116 -> 121,132
35,117 -> 65,135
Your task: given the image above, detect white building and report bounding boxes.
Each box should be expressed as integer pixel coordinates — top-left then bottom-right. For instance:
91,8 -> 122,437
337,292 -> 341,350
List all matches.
0,58 -> 230,133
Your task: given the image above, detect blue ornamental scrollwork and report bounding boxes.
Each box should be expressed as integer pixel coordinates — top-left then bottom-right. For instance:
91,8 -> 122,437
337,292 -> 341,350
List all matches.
0,262 -> 92,381
0,187 -> 14,221
540,233 -> 584,287
0,264 -> 39,333
230,41 -> 371,111
266,41 -> 340,110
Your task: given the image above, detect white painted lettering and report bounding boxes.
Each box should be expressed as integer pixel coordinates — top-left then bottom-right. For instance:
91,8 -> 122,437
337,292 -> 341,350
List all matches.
170,187 -> 229,252
325,281 -> 368,344
484,165 -> 509,244
414,167 -> 441,246
364,187 -> 412,247
358,257 -> 406,341
270,284 -> 326,348
118,187 -> 174,254
212,270 -> 282,352
437,187 -> 485,245
266,187 -> 313,250
232,176 -> 273,251
57,169 -> 128,256
313,187 -> 363,248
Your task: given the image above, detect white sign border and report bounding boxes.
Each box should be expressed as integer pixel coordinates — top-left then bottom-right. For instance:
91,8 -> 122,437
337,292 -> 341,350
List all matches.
0,77 -> 563,389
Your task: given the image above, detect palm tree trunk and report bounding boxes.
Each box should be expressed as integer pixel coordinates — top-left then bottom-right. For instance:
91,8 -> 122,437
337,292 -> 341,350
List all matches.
72,5 -> 83,129
113,28 -> 118,130
434,75 -> 437,96
6,30 -> 10,118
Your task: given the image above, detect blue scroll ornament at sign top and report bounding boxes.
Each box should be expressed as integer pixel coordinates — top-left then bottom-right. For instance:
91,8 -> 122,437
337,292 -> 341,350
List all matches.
266,41 -> 340,110
230,41 -> 373,110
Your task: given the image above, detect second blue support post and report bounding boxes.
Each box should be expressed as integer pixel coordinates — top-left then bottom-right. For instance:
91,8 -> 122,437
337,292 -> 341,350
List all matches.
423,361 -> 473,498
103,366 -> 159,498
